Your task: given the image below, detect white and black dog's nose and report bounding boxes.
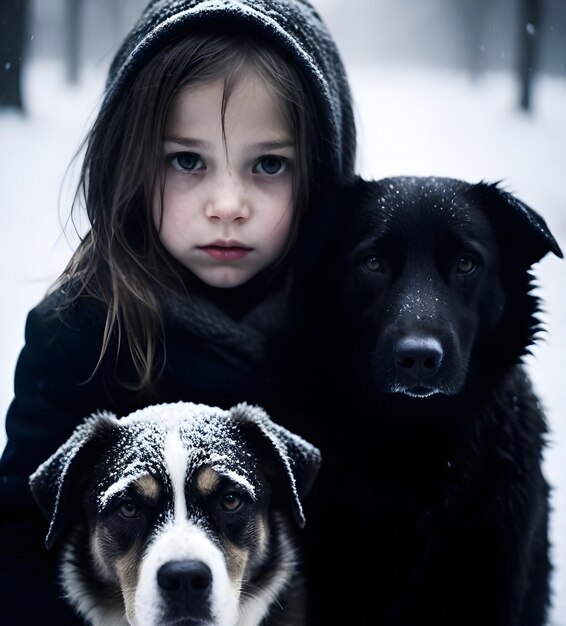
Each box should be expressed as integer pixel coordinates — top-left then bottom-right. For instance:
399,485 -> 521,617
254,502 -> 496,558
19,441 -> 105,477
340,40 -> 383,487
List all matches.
393,336 -> 444,381
157,560 -> 213,617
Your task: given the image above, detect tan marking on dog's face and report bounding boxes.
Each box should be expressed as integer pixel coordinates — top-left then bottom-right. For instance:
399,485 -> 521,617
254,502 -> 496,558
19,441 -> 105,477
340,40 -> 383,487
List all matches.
90,526 -> 117,583
224,515 -> 269,589
115,542 -> 144,623
195,466 -> 220,496
254,516 -> 268,561
225,540 -> 250,587
89,522 -> 144,621
134,474 -> 161,502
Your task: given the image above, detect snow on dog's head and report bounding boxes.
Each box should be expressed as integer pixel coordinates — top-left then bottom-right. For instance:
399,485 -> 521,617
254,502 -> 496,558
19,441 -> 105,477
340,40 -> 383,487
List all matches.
29,402 -> 321,626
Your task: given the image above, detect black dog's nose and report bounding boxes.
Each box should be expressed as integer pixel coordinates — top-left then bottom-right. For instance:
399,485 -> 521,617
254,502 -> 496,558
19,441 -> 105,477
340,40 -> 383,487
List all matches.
393,336 -> 444,381
157,560 -> 213,611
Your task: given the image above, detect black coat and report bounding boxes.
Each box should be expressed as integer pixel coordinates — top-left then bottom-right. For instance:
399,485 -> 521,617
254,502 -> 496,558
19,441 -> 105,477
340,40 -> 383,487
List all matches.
0,283 -> 294,625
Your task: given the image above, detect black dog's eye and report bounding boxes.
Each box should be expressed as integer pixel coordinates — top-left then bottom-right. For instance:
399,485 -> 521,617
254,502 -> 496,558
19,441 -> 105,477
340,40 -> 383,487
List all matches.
221,491 -> 244,512
363,255 -> 383,273
118,499 -> 140,519
456,255 -> 477,274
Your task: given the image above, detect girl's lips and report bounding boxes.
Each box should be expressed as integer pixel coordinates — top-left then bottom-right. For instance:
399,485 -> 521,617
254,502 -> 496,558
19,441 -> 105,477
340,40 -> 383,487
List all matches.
199,245 -> 252,261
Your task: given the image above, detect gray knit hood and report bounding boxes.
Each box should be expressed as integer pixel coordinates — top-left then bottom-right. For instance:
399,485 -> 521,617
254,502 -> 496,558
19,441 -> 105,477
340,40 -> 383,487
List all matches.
100,0 -> 356,270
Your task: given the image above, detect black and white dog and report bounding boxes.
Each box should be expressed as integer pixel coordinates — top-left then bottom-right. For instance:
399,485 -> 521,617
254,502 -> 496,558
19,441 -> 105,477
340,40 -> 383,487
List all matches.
297,176 -> 563,625
29,401 -> 320,626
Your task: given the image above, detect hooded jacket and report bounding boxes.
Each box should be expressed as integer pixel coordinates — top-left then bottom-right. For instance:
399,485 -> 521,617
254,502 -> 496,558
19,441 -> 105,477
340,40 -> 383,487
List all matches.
101,0 -> 356,271
0,1 -> 355,624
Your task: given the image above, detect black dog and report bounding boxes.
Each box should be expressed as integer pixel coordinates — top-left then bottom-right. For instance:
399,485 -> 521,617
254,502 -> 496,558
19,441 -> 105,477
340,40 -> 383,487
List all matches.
297,176 -> 562,626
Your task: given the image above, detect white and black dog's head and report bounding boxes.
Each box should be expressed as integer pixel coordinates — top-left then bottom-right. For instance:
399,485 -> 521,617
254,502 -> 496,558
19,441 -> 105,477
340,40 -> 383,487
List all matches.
29,402 -> 321,626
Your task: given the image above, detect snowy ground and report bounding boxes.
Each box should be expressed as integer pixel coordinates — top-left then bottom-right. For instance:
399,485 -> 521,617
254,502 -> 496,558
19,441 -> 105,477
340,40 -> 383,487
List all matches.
1,60 -> 564,624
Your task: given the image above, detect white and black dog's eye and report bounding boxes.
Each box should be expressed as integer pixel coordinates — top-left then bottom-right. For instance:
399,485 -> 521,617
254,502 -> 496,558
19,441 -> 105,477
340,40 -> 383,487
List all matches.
221,491 -> 244,512
118,499 -> 140,519
456,255 -> 477,274
363,255 -> 383,273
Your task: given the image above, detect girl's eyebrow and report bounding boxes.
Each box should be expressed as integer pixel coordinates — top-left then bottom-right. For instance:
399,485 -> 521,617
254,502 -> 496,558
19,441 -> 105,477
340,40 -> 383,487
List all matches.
253,140 -> 294,151
163,136 -> 210,149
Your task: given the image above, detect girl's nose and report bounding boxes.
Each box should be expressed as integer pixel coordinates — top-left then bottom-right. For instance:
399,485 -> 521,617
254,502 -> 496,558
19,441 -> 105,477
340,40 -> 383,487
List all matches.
205,175 -> 251,223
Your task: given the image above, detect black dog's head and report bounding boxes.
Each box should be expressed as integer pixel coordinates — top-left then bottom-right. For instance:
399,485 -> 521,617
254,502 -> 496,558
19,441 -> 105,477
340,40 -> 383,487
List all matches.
333,176 -> 562,404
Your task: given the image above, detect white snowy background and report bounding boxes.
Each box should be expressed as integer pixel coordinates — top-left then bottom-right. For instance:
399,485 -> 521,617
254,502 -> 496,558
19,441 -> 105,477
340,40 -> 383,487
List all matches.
1,1 -> 564,623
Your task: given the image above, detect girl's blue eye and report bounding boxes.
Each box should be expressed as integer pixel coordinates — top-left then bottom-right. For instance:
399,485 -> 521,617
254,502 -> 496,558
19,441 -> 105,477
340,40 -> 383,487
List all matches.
254,156 -> 286,176
171,152 -> 205,172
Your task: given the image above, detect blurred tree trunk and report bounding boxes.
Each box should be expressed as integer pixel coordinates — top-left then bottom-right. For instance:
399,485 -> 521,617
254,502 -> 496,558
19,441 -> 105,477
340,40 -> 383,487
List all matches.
460,0 -> 490,79
66,0 -> 84,84
0,0 -> 28,111
518,0 -> 541,112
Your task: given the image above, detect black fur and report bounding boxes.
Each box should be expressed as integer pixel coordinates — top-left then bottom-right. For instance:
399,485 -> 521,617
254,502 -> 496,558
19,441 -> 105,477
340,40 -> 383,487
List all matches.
299,176 -> 562,626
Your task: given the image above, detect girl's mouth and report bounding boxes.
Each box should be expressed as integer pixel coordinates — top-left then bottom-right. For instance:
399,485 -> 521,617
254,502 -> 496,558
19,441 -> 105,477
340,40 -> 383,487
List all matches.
198,240 -> 252,261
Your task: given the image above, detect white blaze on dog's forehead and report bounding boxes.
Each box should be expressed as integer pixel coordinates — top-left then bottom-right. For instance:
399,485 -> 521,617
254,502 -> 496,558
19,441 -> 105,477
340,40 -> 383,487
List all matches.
164,428 -> 189,520
93,402 -> 264,510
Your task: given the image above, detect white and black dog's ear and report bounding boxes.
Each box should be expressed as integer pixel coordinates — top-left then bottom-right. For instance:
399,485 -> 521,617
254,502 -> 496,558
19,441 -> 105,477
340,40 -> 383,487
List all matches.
230,403 -> 322,529
29,411 -> 119,549
474,181 -> 563,266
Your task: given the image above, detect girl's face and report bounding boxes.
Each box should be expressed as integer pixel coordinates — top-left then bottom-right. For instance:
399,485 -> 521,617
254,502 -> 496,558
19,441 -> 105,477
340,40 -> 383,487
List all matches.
154,69 -> 295,288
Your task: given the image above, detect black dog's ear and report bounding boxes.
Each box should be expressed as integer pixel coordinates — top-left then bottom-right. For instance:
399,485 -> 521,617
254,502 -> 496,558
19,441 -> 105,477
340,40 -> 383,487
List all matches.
29,412 -> 118,549
476,182 -> 563,265
229,403 -> 321,528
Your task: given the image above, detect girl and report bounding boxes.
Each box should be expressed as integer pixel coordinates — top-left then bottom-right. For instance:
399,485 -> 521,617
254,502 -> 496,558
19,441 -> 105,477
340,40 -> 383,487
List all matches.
0,0 -> 356,623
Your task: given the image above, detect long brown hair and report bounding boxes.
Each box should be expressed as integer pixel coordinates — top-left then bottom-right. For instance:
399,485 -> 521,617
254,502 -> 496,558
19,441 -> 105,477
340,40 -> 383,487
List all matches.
55,31 -> 318,393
